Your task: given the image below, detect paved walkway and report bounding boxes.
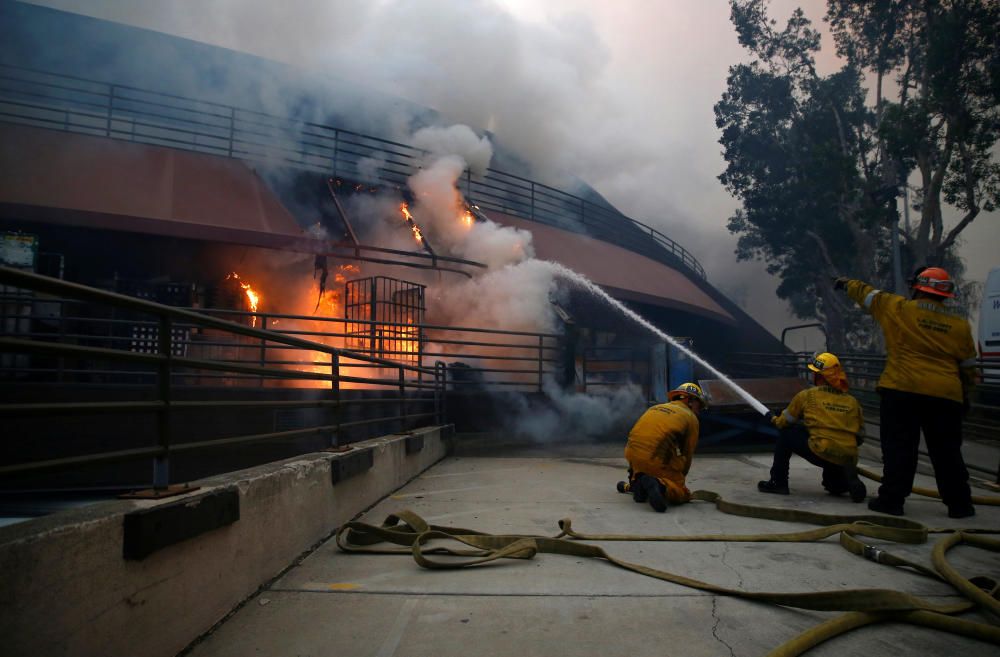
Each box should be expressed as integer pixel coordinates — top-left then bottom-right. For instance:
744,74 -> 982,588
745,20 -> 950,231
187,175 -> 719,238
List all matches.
186,438 -> 999,657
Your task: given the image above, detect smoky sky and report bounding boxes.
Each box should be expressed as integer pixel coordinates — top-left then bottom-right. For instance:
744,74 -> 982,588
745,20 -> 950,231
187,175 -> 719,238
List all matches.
22,0 -> 999,344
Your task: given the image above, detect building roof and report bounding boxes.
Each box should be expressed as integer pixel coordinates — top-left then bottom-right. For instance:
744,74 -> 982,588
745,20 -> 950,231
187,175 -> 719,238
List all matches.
491,212 -> 735,325
0,123 -> 309,250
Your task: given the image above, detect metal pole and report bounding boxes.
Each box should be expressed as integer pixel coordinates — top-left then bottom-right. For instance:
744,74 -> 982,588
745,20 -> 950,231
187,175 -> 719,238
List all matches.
434,361 -> 446,425
330,351 -> 344,445
259,314 -> 267,387
106,86 -> 114,137
332,129 -> 339,179
153,314 -> 172,489
399,366 -> 405,433
369,279 -> 377,359
537,335 -> 544,392
228,106 -> 235,158
332,351 -> 340,447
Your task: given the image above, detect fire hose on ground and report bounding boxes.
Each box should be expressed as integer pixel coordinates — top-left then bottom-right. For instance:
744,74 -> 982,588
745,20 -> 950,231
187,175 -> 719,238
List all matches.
857,466 -> 1000,506
337,499 -> 1000,657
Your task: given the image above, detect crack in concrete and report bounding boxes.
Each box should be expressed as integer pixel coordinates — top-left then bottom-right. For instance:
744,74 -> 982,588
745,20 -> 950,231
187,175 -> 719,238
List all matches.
719,541 -> 745,591
710,596 -> 737,657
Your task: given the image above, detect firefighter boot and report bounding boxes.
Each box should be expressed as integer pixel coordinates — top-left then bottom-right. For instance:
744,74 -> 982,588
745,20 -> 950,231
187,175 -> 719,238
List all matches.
757,479 -> 790,495
635,474 -> 667,512
948,504 -> 975,519
845,465 -> 867,503
867,497 -> 904,516
631,476 -> 648,504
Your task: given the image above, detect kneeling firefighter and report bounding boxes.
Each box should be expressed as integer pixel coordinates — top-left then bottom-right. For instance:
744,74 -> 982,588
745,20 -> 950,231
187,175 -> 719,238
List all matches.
619,382 -> 706,512
758,352 -> 867,501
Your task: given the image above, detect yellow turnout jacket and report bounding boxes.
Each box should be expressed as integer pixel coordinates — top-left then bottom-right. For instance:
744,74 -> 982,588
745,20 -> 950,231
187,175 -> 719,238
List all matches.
845,279 -> 977,403
772,386 -> 864,465
624,400 -> 699,503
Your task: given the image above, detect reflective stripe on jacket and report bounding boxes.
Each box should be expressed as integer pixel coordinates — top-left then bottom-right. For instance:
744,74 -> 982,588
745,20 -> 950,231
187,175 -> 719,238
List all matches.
772,385 -> 863,466
845,279 -> 977,403
625,400 -> 699,502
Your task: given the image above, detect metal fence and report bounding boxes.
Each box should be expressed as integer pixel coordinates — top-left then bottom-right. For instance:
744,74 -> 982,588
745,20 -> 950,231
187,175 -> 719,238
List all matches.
728,350 -> 1000,444
1,266 -> 565,489
0,63 -> 706,280
0,266 -> 449,489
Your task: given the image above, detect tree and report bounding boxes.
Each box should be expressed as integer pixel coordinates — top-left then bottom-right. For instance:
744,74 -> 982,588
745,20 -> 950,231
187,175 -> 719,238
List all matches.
717,0 -> 1000,350
716,1 -> 891,350
826,0 -> 1000,269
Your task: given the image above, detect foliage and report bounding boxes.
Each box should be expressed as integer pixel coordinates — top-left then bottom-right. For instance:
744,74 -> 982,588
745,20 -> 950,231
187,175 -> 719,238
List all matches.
717,0 -> 1000,349
826,0 -> 1000,266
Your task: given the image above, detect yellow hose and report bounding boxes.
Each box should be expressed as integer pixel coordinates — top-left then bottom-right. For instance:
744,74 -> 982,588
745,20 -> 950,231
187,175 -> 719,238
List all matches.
858,466 -> 1000,506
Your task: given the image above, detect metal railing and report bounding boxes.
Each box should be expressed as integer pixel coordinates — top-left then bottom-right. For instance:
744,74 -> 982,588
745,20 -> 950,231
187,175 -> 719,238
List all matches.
0,266 -> 447,488
0,297 -> 563,392
728,350 -> 1000,443
0,63 -> 706,280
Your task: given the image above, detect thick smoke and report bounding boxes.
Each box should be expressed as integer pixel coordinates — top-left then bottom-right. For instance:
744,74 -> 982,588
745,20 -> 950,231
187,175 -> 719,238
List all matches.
412,125 -> 492,176
405,123 -> 534,271
505,379 -> 646,442
31,0 -> 1000,342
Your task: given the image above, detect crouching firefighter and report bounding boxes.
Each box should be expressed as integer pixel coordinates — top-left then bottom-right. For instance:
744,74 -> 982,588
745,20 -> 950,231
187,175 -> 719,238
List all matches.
758,352 -> 867,502
618,383 -> 707,512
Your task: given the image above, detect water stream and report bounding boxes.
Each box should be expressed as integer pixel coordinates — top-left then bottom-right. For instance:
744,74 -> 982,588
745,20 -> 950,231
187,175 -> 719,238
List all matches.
543,261 -> 771,416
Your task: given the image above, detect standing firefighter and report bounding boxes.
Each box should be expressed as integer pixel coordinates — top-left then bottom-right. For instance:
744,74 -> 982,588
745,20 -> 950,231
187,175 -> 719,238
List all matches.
620,383 -> 706,512
757,352 -> 867,502
835,267 -> 977,518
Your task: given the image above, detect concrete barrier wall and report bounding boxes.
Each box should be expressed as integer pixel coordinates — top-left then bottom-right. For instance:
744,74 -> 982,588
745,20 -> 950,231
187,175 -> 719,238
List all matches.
0,426 -> 449,657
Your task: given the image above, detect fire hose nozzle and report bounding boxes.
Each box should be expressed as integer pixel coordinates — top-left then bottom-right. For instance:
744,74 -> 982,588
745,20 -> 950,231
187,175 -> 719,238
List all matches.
862,544 -> 884,563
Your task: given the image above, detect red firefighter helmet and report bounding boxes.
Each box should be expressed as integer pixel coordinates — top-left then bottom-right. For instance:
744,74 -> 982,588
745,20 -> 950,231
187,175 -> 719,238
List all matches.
910,267 -> 955,298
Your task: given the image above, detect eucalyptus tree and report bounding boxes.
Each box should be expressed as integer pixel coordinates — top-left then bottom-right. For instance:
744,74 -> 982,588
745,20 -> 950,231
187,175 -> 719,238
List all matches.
717,1 -> 889,349
826,0 -> 1000,275
717,0 -> 999,349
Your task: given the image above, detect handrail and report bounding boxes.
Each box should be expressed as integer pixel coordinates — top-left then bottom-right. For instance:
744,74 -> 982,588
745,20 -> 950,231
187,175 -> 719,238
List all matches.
0,63 -> 706,280
0,265 -> 446,487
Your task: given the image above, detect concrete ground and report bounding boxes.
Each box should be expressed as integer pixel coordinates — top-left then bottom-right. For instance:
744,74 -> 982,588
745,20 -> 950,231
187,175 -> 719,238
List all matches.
186,439 -> 1000,657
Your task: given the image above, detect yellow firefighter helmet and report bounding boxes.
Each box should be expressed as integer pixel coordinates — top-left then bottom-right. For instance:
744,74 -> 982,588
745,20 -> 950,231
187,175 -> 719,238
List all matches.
807,352 -> 841,374
668,382 -> 708,408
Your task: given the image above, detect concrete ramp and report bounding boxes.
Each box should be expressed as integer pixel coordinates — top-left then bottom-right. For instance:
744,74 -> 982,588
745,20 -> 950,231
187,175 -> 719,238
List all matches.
186,442 -> 1000,657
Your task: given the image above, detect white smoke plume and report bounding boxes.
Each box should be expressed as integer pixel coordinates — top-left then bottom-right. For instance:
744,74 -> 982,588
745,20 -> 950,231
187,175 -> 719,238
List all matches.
405,123 -> 533,270
412,124 -> 493,176
506,379 -> 646,442
427,258 -> 559,332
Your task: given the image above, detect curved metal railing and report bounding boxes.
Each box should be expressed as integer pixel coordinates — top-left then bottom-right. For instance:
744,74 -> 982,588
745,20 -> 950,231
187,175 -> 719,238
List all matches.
0,63 -> 706,280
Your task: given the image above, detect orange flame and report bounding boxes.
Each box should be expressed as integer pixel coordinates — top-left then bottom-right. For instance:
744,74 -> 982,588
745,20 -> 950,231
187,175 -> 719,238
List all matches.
227,272 -> 260,327
399,202 -> 424,243
461,210 -> 474,227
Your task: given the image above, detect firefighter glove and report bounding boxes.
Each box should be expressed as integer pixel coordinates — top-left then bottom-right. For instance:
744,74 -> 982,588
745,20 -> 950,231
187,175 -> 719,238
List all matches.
832,276 -> 849,291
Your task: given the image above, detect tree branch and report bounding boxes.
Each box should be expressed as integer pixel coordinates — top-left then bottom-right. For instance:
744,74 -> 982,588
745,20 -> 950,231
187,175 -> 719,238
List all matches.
939,142 -> 981,253
805,229 -> 839,274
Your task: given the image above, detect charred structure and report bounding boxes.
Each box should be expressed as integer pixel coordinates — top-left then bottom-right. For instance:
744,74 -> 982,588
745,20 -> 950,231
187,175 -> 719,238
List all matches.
0,3 -> 791,494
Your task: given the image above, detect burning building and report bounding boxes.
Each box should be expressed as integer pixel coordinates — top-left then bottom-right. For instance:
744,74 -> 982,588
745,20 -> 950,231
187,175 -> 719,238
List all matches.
1,2 -> 788,451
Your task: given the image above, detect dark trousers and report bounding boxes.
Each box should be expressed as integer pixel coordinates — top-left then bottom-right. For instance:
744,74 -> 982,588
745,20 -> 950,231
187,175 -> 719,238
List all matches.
769,424 -> 848,490
878,388 -> 972,510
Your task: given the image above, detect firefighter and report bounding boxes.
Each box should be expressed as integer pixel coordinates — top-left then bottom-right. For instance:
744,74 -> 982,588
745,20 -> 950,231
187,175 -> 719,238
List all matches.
621,382 -> 706,512
834,267 -> 977,518
757,352 -> 867,502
